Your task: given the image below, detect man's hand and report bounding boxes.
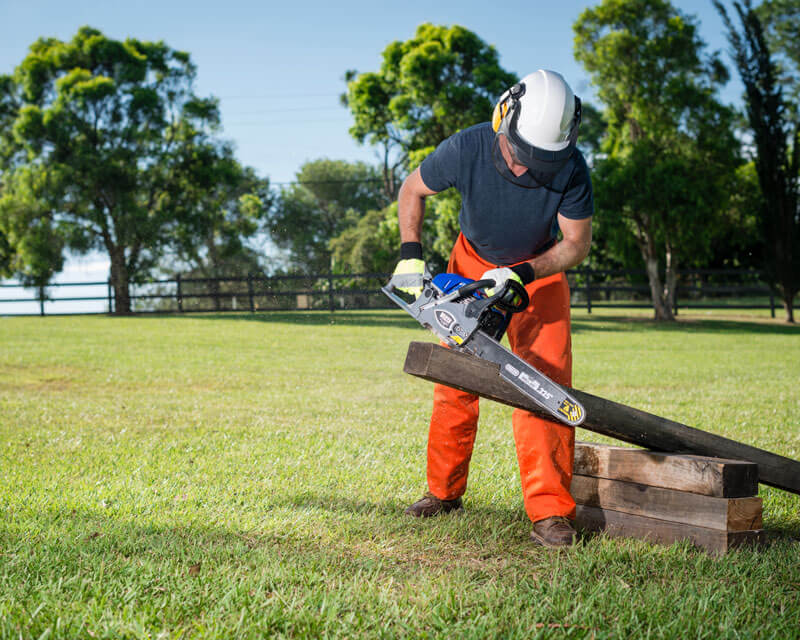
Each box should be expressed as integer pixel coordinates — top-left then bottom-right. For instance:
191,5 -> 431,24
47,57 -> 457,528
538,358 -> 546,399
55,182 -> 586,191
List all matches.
390,258 -> 428,299
481,267 -> 523,297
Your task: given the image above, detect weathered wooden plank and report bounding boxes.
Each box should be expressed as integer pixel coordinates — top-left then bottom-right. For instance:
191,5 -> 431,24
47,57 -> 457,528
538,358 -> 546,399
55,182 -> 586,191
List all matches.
571,474 -> 762,530
575,505 -> 768,555
403,341 -> 800,495
574,441 -> 758,497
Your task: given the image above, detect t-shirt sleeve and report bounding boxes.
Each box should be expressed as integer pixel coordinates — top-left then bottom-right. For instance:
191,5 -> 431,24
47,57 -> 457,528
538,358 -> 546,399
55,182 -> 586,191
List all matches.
558,154 -> 594,220
419,134 -> 461,192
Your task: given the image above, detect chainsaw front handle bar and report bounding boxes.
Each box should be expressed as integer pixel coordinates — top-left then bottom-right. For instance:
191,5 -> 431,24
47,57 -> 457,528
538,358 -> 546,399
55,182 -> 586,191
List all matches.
451,278 -> 496,300
456,278 -> 529,313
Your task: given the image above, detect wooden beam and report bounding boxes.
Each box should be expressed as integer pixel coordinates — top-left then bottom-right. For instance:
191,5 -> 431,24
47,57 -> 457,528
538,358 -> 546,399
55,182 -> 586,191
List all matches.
574,441 -> 758,498
403,341 -> 800,495
571,475 -> 762,530
575,505 -> 767,555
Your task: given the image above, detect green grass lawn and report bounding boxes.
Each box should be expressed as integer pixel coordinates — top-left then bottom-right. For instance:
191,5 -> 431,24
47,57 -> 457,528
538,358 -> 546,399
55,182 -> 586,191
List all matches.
1,309 -> 799,639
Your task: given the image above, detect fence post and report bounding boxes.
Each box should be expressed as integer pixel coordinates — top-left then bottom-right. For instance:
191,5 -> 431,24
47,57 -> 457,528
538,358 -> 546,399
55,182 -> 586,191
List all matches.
107,279 -> 114,314
38,285 -> 45,317
769,290 -> 775,318
328,270 -> 335,312
248,273 -> 255,313
585,267 -> 592,314
673,287 -> 679,317
176,274 -> 183,313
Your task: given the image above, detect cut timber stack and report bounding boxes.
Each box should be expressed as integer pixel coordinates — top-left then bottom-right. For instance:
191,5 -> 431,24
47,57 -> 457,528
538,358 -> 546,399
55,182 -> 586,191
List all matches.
572,442 -> 767,554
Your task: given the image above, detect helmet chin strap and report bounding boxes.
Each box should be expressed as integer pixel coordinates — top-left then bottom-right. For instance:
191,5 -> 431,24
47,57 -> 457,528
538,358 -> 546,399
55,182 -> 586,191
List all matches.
491,135 -> 557,189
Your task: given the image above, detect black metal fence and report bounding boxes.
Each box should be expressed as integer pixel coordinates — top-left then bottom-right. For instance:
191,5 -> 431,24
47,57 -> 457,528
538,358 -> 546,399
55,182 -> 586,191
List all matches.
0,268 -> 781,317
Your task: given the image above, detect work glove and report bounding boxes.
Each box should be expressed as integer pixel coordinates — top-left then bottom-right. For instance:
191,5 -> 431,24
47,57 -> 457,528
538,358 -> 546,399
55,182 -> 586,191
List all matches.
481,267 -> 522,297
481,263 -> 535,304
390,258 -> 429,299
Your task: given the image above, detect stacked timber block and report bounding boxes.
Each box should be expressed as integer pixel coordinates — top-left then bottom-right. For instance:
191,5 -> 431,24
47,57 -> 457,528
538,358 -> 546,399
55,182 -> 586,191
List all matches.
572,442 -> 767,554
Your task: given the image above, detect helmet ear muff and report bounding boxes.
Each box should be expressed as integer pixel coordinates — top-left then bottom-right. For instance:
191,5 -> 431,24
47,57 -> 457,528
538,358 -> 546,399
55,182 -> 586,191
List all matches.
491,101 -> 507,132
492,93 -> 510,132
491,83 -> 525,133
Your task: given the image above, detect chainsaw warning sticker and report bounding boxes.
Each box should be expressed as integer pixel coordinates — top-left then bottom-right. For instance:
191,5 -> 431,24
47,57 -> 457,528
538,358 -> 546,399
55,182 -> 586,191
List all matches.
558,398 -> 584,424
434,310 -> 456,331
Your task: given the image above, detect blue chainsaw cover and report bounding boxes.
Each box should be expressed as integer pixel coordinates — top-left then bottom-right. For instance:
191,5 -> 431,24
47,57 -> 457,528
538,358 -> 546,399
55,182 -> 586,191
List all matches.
432,273 -> 476,295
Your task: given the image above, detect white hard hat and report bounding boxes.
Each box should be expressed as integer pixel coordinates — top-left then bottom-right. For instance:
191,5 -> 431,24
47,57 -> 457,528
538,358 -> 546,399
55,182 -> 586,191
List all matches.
516,70 -> 577,151
492,69 -> 582,186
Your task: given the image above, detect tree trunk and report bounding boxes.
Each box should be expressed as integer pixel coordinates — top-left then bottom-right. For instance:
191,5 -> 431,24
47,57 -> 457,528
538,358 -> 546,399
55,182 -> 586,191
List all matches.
644,255 -> 673,321
635,213 -> 675,321
783,291 -> 795,323
663,238 -> 678,317
207,235 -> 221,311
109,246 -> 132,314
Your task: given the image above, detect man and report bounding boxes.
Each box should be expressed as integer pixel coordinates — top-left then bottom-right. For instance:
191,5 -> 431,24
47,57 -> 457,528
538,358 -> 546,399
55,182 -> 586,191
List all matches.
390,70 -> 593,548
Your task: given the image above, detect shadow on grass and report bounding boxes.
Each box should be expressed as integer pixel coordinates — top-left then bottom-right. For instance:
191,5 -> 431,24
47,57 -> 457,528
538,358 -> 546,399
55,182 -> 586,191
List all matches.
145,310 -> 423,330
134,309 -> 800,336
271,489 -> 528,524
0,500 -> 536,585
3,492 -> 798,613
137,310 -> 621,334
572,315 -> 800,337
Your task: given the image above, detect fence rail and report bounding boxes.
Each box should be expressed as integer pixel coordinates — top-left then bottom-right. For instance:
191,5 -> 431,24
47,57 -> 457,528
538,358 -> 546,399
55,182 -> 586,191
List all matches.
0,268 -> 780,317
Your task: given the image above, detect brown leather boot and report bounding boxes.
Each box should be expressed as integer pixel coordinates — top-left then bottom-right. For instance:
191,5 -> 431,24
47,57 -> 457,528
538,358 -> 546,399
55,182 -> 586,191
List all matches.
530,516 -> 577,547
405,492 -> 463,517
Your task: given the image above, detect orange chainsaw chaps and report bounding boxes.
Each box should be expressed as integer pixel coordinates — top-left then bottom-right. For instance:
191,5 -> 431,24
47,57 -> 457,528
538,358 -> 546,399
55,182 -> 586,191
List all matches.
426,233 -> 576,523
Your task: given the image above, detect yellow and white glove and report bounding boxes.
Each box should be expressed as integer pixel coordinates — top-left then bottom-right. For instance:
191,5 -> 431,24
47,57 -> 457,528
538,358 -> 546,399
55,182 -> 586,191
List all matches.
390,258 -> 428,299
481,267 -> 523,297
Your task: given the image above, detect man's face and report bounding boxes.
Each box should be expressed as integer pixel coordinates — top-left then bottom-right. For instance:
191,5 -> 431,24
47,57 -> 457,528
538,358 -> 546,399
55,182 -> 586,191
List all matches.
497,134 -> 529,177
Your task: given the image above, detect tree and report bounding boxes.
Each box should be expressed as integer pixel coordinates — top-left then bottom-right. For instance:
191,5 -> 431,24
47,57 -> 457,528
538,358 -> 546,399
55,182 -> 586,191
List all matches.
0,26 -> 222,313
576,101 -> 609,164
574,0 -> 740,320
338,24 -> 516,271
0,166 -> 66,288
715,0 -> 799,322
329,207 -> 398,275
167,142 -> 270,309
343,23 -> 516,199
268,159 -> 387,273
757,0 -> 800,104
329,200 -> 449,276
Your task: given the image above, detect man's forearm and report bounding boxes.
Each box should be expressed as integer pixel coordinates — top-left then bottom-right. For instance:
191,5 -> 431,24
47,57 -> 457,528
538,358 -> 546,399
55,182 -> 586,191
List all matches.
528,237 -> 591,280
397,185 -> 425,243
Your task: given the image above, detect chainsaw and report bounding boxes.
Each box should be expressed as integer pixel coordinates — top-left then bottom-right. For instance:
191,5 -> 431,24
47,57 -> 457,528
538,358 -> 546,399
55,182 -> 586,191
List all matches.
383,273 -> 586,427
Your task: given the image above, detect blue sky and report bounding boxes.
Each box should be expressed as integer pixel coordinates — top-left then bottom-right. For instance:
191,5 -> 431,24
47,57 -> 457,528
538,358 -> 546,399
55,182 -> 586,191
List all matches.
0,0 -> 742,310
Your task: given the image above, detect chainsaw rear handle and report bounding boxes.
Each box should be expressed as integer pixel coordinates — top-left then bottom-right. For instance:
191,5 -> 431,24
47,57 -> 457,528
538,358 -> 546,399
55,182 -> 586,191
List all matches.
494,279 -> 529,312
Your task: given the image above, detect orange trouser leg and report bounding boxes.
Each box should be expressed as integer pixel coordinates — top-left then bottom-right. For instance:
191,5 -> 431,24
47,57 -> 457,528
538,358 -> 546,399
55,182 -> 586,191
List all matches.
506,271 -> 576,522
426,233 -> 576,522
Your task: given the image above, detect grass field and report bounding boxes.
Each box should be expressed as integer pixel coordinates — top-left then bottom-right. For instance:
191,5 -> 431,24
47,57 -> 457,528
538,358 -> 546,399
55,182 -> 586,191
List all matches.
1,309 -> 799,639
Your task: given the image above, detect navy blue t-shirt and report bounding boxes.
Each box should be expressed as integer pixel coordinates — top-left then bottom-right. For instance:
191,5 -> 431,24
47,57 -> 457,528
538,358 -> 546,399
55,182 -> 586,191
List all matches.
419,122 -> 594,265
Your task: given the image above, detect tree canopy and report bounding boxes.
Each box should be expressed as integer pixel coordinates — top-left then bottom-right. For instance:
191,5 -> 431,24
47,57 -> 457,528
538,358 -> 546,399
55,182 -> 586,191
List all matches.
575,0 -> 740,320
0,26 -> 251,312
715,0 -> 799,322
165,141 -> 270,308
343,23 -> 516,196
334,24 -> 517,272
757,0 -> 800,105
268,159 -> 388,274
